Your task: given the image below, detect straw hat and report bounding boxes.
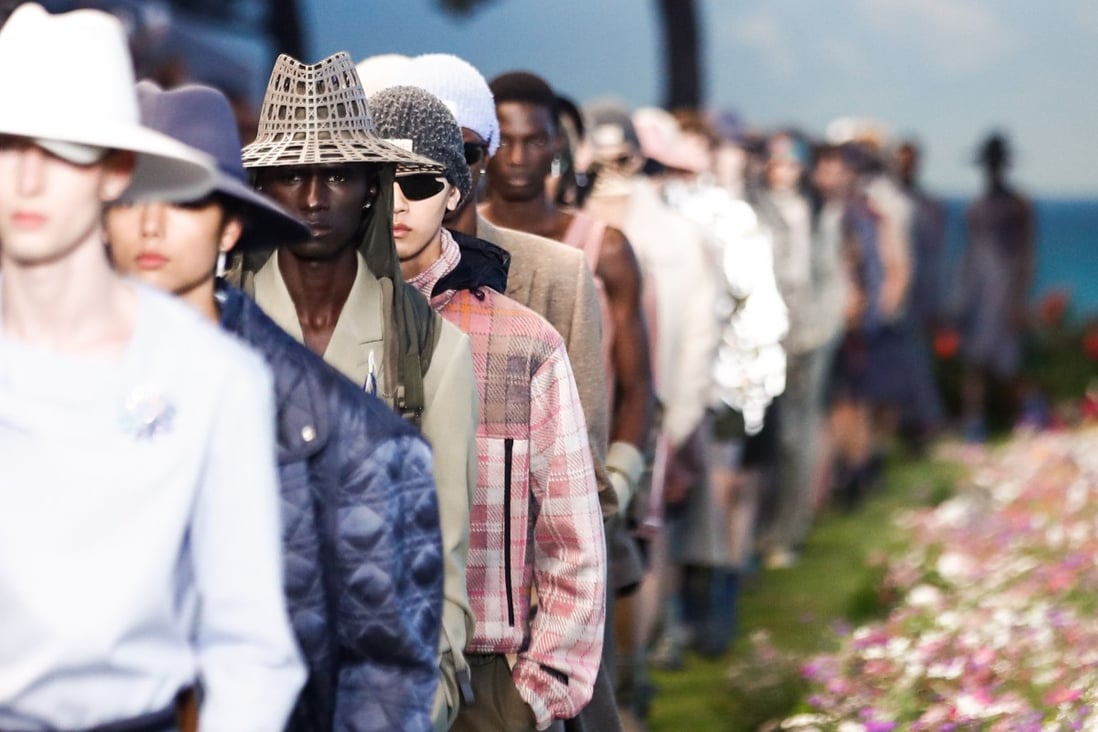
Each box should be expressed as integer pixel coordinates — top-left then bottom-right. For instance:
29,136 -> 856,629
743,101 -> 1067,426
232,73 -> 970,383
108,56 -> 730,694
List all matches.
241,51 -> 442,174
0,3 -> 216,202
137,82 -> 310,251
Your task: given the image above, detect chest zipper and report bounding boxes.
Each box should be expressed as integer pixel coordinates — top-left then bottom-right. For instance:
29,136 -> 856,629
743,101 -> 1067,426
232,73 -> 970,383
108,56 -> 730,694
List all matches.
503,437 -> 515,626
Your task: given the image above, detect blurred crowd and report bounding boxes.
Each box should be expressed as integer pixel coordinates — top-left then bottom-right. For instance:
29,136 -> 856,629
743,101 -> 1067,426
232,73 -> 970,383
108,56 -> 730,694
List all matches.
0,3 -> 1036,732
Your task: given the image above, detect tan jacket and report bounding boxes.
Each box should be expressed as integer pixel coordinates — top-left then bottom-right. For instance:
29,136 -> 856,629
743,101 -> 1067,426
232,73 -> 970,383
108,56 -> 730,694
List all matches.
252,252 -> 478,729
475,214 -> 615,518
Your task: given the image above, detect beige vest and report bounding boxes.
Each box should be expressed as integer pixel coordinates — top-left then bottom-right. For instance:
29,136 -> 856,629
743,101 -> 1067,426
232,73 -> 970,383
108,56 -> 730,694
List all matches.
253,251 -> 478,729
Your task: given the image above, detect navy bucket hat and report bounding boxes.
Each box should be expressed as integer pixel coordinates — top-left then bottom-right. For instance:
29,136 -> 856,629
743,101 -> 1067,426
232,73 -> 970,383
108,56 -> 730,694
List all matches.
135,80 -> 310,251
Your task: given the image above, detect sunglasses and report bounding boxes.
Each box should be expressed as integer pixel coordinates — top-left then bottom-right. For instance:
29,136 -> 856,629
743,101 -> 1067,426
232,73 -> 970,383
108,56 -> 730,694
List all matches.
396,174 -> 446,201
595,154 -> 634,170
463,142 -> 488,167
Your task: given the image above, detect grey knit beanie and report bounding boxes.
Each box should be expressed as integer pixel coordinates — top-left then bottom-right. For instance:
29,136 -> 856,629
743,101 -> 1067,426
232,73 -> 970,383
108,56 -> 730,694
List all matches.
367,85 -> 472,203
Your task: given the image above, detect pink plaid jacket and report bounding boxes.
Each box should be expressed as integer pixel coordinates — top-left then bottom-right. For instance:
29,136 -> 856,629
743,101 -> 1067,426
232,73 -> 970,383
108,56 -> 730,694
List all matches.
410,231 -> 606,727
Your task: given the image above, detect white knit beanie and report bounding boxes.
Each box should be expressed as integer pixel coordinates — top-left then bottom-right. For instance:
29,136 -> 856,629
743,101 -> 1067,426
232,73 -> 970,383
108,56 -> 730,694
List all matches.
355,53 -> 413,97
400,53 -> 500,156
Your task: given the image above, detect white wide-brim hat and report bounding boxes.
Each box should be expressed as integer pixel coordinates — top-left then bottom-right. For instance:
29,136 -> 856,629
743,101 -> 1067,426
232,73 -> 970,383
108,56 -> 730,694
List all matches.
0,4 -> 216,202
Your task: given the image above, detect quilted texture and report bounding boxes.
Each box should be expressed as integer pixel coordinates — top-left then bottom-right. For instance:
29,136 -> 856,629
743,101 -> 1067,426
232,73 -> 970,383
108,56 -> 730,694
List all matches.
218,284 -> 443,732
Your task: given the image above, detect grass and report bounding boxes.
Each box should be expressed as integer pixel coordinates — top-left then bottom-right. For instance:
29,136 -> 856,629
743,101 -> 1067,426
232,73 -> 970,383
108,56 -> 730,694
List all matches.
646,451 -> 961,732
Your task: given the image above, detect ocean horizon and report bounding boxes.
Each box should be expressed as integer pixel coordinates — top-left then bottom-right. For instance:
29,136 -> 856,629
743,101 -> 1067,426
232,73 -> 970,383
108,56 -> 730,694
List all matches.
941,196 -> 1098,320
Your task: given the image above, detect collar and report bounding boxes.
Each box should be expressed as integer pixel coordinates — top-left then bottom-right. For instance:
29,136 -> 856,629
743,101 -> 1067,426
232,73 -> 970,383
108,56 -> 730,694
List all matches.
216,279 -> 330,463
437,228 -> 510,296
252,251 -> 385,389
408,228 -> 462,310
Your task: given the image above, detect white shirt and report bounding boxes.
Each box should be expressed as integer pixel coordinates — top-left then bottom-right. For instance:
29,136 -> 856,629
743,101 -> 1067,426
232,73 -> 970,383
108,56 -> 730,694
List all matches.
620,178 -> 722,446
0,282 -> 304,731
664,180 -> 788,434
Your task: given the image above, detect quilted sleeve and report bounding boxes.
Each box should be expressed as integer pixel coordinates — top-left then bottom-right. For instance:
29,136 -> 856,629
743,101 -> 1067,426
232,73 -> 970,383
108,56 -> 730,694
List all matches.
331,426 -> 444,732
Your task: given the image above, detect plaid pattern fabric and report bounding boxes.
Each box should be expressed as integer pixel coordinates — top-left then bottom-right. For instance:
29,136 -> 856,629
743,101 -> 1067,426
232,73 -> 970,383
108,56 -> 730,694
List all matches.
412,232 -> 606,727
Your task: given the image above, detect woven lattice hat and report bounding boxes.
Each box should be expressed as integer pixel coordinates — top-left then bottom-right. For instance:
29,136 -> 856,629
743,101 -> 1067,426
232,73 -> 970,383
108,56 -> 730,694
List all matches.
242,51 -> 442,173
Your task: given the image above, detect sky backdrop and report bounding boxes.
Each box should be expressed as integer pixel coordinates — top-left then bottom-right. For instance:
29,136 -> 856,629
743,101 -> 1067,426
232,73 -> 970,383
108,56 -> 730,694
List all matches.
302,0 -> 1098,197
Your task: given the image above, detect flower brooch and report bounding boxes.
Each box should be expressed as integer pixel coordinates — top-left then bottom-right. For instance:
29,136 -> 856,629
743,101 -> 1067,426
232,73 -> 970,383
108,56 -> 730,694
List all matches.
119,387 -> 176,440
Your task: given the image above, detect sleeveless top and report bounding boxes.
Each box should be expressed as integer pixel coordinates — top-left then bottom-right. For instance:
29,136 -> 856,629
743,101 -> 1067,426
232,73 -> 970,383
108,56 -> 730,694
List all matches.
563,211 -> 615,396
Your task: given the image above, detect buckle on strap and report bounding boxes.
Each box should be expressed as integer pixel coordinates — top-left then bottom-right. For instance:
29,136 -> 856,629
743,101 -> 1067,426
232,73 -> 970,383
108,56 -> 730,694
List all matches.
457,665 -> 475,706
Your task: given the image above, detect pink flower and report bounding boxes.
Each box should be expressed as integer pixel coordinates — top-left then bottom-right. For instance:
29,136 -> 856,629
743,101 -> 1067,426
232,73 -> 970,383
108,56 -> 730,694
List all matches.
1043,686 -> 1083,706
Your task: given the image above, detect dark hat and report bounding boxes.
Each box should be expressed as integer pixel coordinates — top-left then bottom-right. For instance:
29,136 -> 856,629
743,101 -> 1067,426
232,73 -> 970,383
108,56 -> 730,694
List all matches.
136,80 -> 310,250
585,99 -> 640,156
976,132 -> 1011,167
368,85 -> 472,203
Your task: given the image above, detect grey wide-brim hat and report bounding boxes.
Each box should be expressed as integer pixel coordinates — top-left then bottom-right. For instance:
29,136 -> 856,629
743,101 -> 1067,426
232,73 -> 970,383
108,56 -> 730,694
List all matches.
241,51 -> 443,175
137,81 -> 310,251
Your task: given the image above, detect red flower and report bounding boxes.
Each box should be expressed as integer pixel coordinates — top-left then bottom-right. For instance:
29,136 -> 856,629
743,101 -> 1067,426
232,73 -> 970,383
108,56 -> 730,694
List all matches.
1082,331 -> 1098,361
934,329 -> 961,359
1038,289 -> 1070,327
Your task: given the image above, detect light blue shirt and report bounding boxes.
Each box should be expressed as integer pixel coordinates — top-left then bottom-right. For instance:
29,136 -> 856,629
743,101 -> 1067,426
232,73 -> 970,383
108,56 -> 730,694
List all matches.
0,282 -> 304,731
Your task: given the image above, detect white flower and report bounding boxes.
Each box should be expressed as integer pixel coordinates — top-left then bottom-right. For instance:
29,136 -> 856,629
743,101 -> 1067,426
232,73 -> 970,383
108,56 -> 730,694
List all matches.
937,553 -> 976,582
954,692 -> 991,718
926,659 -> 964,680
935,611 -> 961,631
907,585 -> 942,608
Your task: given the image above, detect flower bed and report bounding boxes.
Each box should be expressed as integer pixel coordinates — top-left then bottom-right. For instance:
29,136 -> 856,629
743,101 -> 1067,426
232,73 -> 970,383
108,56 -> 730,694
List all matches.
779,431 -> 1098,731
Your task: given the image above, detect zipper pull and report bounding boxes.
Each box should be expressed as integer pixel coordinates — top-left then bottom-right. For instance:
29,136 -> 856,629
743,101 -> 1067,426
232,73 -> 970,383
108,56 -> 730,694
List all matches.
364,350 -> 378,396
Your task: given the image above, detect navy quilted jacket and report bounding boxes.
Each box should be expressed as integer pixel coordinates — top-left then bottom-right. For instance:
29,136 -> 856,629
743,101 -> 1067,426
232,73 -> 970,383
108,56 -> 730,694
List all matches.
218,283 -> 443,732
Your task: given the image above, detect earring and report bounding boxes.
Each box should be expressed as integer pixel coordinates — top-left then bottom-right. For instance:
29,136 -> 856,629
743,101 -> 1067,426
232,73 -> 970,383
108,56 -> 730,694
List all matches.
216,251 -> 227,277
361,200 -> 372,211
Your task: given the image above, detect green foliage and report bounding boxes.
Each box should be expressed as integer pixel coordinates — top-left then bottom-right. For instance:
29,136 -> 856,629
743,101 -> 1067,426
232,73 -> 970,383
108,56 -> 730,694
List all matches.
725,633 -> 809,731
934,293 -> 1098,433
647,454 -> 959,732
1023,319 -> 1098,405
